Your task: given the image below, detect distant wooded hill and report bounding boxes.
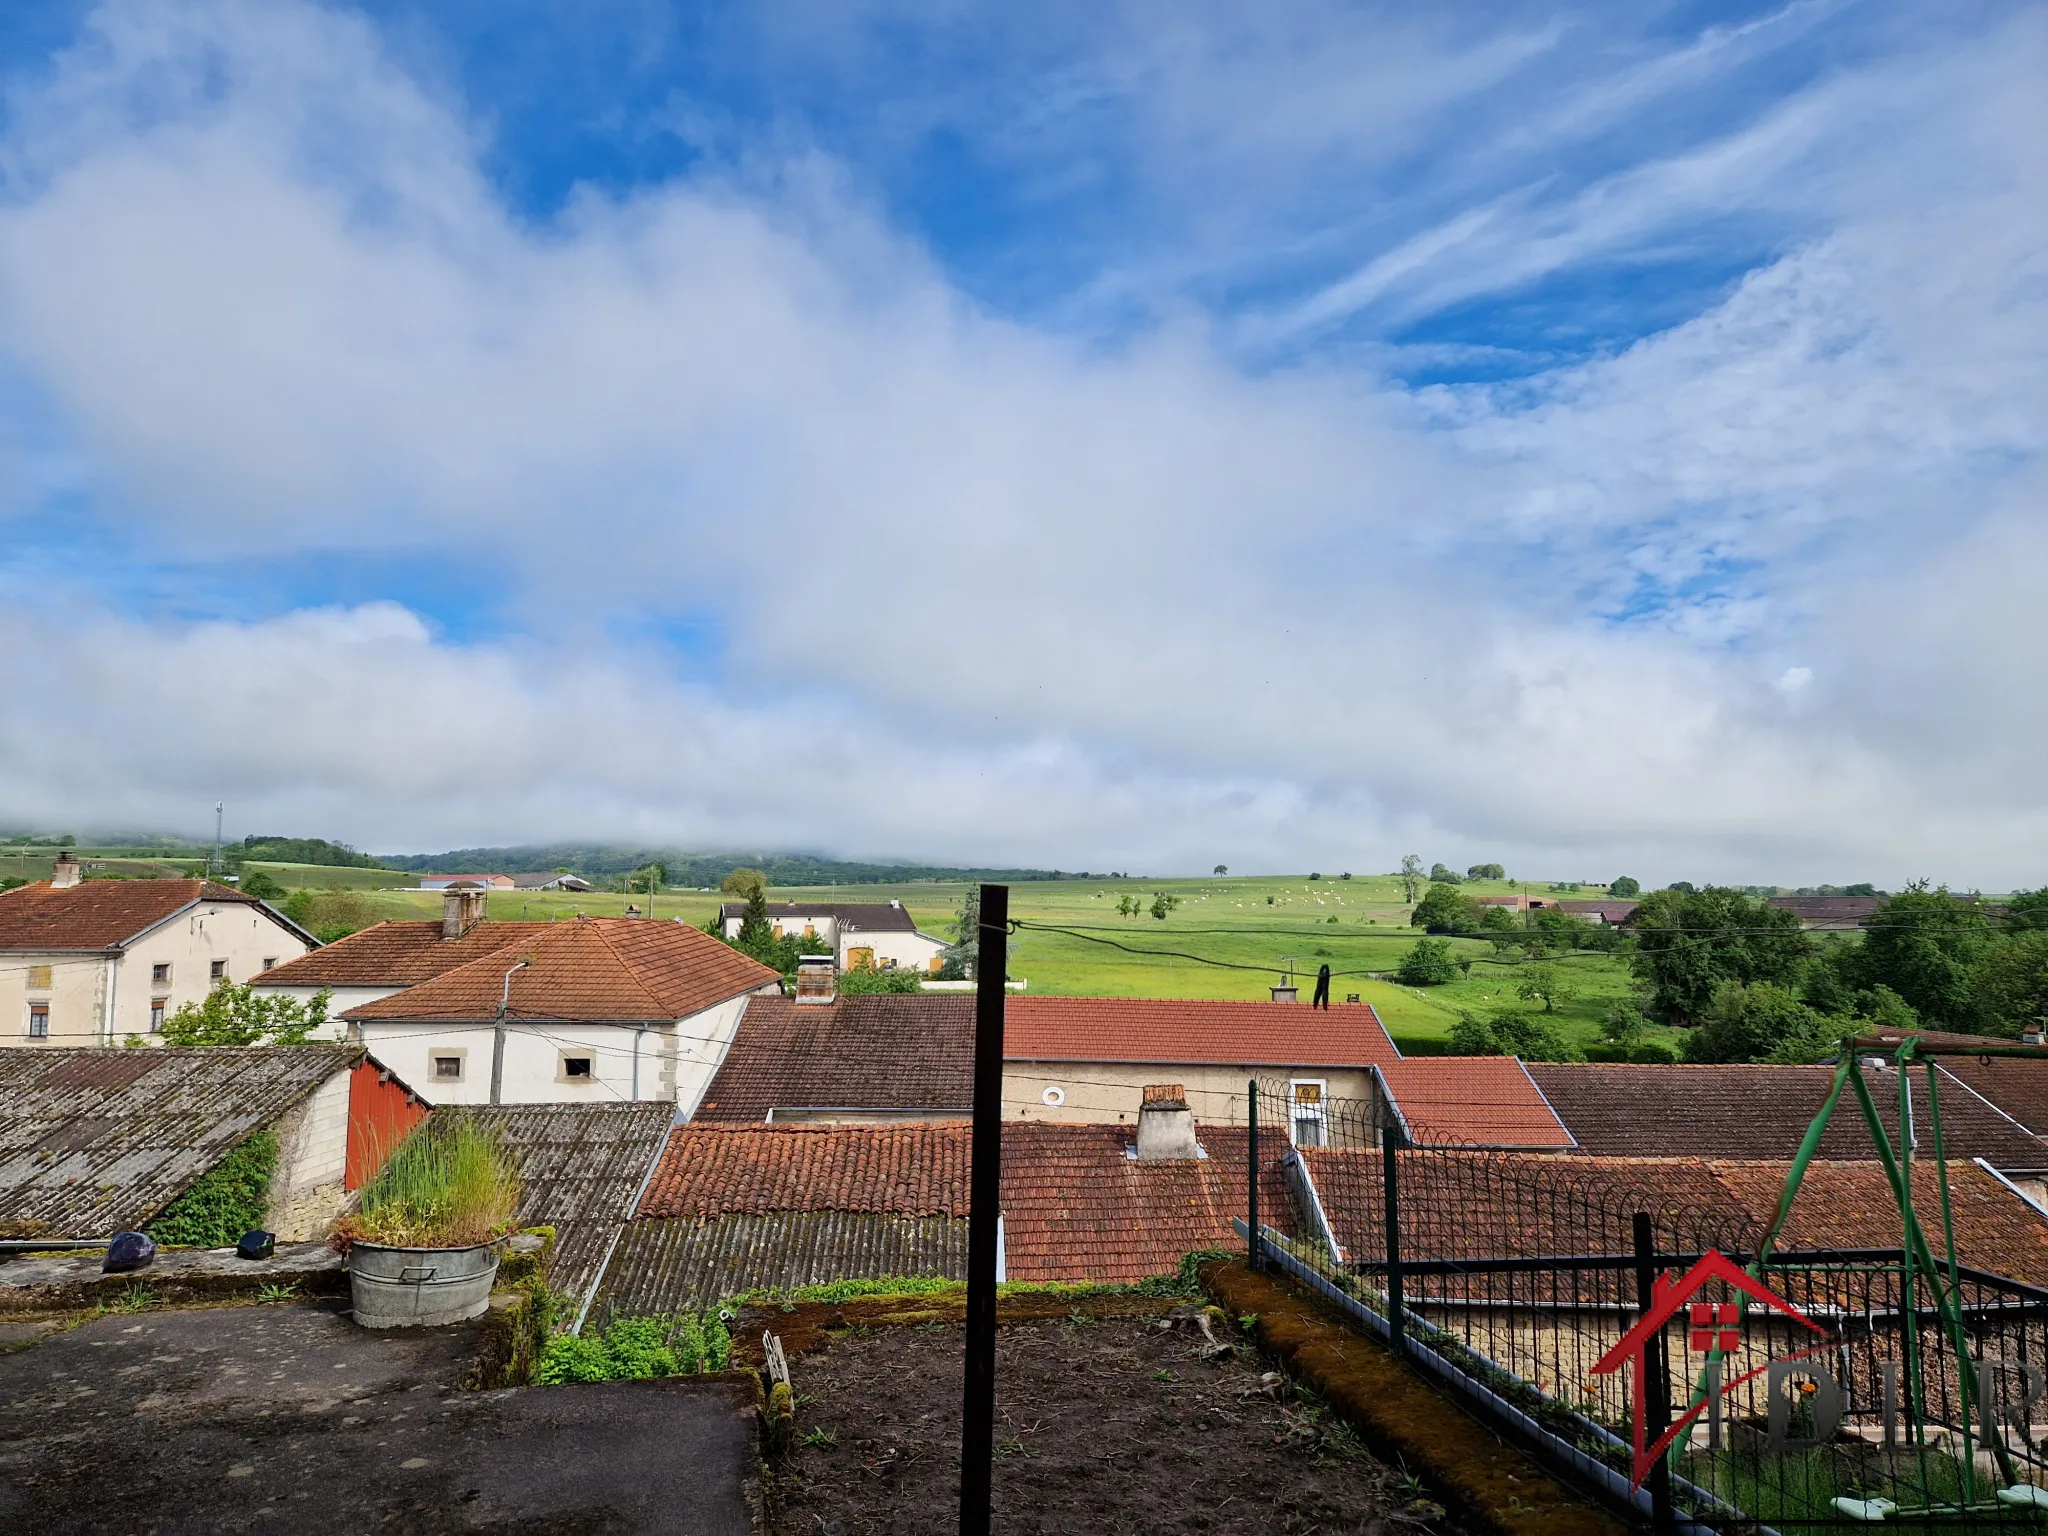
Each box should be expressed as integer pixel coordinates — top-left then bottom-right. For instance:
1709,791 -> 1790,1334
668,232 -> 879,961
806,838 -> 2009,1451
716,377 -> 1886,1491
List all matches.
376,845 -> 1079,885
237,836 -> 386,868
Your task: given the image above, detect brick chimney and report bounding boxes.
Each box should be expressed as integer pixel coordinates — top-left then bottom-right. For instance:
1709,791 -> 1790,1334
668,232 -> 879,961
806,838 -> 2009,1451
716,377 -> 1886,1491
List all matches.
794,954 -> 837,1005
443,887 -> 486,939
50,850 -> 81,889
1135,1084 -> 1198,1161
2026,1023 -> 2045,1049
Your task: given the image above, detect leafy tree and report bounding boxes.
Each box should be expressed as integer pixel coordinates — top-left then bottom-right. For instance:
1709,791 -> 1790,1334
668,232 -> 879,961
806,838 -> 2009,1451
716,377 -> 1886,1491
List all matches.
1479,904 -> 1522,956
1448,1010 -> 1581,1062
719,867 -> 767,902
1466,863 -> 1505,881
1410,882 -> 1477,934
1428,863 -> 1461,884
1213,865 -> 1228,876
1395,938 -> 1460,986
1516,964 -> 1577,1013
1667,881 -> 1697,894
838,966 -> 923,995
279,887 -> 376,943
939,888 -> 981,978
162,982 -> 331,1047
1684,982 -> 1834,1064
1974,932 -> 2048,1038
2002,888 -> 2048,934
1600,1002 -> 1649,1052
1627,887 -> 1809,1026
736,886 -> 772,948
1149,892 -> 1181,920
1529,907 -> 1607,953
1309,872 -> 1321,882
630,862 -> 668,897
1845,883 -> 1992,1029
1399,855 -> 1425,904
238,868 -> 286,901
1609,876 -> 1641,899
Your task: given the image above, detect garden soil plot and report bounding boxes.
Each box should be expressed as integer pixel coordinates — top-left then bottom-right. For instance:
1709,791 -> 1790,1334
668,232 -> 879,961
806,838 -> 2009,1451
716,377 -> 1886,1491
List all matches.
764,1310 -> 1474,1535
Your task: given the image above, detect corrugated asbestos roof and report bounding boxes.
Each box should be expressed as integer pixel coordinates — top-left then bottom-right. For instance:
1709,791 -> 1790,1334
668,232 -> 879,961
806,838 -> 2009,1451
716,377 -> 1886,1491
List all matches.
591,1211 -> 968,1317
0,1046 -> 359,1238
695,994 -> 974,1123
0,879 -> 268,951
430,1101 -> 674,1311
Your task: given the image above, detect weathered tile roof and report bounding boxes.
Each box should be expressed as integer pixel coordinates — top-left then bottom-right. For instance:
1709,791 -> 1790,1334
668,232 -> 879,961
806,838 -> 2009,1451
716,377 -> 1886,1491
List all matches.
342,918 -> 777,1024
1298,1148 -> 2048,1284
639,1124 -> 972,1219
1526,1062 -> 2048,1170
1005,997 -> 1400,1067
593,1211 -> 968,1315
429,1102 -> 673,1312
1379,1058 -> 1575,1149
1555,900 -> 1640,923
1856,1028 -> 2048,1141
253,920 -> 552,988
0,1046 -> 359,1238
695,994 -> 974,1123
1000,1123 -> 1290,1285
0,879 -> 270,952
717,901 -> 923,934
1766,896 -> 1882,925
629,1121 -> 1293,1287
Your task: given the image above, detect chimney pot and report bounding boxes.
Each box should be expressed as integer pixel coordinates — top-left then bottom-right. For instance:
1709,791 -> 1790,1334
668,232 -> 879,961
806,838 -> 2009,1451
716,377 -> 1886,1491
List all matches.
50,850 -> 81,889
794,954 -> 837,1005
2026,1025 -> 2045,1048
1136,1085 -> 1198,1161
442,887 -> 486,939
1270,982 -> 1298,1003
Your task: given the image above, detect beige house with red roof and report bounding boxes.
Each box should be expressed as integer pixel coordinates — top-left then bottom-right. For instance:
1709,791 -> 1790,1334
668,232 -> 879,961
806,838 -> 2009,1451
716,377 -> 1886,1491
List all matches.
0,854 -> 313,1047
332,915 -> 777,1108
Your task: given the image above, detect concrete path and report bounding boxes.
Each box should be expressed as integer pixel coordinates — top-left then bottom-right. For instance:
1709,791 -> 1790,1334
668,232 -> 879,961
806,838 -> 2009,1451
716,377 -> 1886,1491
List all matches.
0,1301 -> 754,1533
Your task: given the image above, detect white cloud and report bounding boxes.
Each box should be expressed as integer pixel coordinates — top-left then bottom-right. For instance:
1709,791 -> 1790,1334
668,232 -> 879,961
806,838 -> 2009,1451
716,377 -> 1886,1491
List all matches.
0,0 -> 2042,885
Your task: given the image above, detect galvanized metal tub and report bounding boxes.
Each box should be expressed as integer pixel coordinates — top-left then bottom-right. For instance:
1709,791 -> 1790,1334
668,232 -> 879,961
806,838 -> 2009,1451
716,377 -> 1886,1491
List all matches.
347,1240 -> 501,1329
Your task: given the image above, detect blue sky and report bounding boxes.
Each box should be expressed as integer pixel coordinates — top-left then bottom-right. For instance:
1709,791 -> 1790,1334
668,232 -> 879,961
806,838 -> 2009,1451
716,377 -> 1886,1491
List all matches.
0,0 -> 2042,882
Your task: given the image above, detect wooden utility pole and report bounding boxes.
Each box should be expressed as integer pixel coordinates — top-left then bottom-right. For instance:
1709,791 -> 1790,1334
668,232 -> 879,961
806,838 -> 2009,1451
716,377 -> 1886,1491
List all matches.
959,883 -> 1007,1535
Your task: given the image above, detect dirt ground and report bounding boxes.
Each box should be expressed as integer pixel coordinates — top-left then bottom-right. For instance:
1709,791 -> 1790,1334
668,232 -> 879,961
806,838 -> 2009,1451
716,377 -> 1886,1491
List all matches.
764,1308 -> 1476,1535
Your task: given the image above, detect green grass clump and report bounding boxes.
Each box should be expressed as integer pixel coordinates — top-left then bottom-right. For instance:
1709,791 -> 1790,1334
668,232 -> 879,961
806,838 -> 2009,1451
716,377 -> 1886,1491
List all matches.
343,1122 -> 521,1248
534,1309 -> 732,1384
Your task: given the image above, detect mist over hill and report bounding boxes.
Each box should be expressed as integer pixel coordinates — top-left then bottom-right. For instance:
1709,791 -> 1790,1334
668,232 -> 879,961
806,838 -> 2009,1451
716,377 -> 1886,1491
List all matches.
376,845 -> 1082,886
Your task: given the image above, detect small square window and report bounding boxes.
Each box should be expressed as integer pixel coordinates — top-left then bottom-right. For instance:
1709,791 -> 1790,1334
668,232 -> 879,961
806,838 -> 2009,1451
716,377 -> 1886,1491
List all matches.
27,965 -> 52,990
149,999 -> 166,1033
151,963 -> 171,985
432,1054 -> 465,1081
209,960 -> 227,981
28,1004 -> 49,1039
261,957 -> 277,973
559,1054 -> 594,1081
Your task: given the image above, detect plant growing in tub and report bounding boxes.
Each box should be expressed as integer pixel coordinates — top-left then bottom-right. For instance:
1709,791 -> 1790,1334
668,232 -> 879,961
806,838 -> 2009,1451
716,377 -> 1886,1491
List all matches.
335,1122 -> 522,1329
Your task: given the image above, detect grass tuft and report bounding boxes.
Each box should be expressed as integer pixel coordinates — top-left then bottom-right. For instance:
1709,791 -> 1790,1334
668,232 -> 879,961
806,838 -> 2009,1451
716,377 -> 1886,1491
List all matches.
341,1121 -> 521,1249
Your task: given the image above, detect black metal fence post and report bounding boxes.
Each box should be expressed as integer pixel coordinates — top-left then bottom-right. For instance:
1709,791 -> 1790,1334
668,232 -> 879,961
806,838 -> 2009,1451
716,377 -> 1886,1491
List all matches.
959,884 -> 1007,1536
1247,1078 -> 1261,1272
1383,1122 -> 1405,1360
1632,1211 -> 1674,1531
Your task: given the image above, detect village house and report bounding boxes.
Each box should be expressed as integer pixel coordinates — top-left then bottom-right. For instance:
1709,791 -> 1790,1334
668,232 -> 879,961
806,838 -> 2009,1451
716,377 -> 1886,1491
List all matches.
692,968 -> 1572,1149
716,899 -> 948,974
1765,894 -> 1884,930
510,872 -> 592,892
0,1045 -> 421,1242
417,872 -> 517,890
0,854 -> 314,1047
335,915 -> 777,1108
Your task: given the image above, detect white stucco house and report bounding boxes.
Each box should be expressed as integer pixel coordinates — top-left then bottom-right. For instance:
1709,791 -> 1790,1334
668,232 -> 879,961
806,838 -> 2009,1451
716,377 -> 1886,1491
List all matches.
0,854 -> 315,1047
255,894 -> 780,1108
717,900 -> 949,975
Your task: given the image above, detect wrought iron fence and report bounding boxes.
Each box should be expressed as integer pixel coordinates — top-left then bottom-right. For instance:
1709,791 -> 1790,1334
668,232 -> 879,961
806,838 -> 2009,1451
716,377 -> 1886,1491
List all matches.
1241,1077 -> 2048,1533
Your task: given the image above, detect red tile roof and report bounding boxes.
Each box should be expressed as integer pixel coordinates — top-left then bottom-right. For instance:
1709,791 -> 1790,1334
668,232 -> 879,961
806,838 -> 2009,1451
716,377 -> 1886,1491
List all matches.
253,919 -> 553,988
1004,997 -> 1398,1068
639,1124 -> 973,1219
1526,1063 -> 2048,1170
633,1121 -> 1294,1286
1379,1058 -> 1575,1149
342,917 -> 778,1023
695,994 -> 974,1122
0,879 -> 272,951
